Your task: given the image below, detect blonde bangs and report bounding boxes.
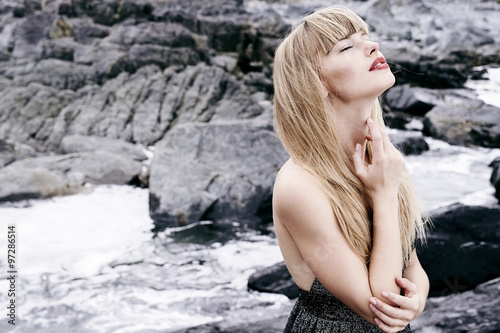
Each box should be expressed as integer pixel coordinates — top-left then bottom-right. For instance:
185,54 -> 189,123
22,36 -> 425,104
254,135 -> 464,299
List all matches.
302,6 -> 369,57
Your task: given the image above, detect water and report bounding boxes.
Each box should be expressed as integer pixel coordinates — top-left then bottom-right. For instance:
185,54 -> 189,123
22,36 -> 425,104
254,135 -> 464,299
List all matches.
0,70 -> 499,332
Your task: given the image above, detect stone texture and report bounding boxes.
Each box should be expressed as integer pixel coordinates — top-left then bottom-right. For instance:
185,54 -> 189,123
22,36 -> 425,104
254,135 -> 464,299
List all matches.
149,120 -> 288,229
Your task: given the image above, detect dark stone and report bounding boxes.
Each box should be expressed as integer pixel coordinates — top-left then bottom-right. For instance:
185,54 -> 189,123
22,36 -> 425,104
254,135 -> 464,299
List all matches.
423,102 -> 500,148
392,136 -> 429,156
417,204 -> 500,297
383,84 -> 435,116
248,261 -> 300,299
490,157 -> 500,204
412,277 -> 500,332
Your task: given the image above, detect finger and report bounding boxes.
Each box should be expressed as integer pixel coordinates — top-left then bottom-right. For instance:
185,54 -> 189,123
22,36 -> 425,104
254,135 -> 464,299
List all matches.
374,317 -> 406,333
397,277 -> 417,297
353,143 -> 366,178
369,297 -> 408,322
381,290 -> 416,311
367,117 -> 384,158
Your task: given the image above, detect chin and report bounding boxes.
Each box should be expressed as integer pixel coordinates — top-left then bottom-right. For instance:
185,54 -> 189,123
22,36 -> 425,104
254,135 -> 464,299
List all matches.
379,72 -> 396,95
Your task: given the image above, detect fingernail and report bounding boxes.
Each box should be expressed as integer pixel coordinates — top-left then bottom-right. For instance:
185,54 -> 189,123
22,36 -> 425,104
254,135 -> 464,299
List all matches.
382,291 -> 389,298
367,117 -> 374,123
370,298 -> 377,305
370,304 -> 376,312
374,318 -> 380,324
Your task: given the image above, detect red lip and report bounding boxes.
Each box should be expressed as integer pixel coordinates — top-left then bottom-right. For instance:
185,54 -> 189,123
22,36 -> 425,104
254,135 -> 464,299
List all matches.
370,57 -> 388,71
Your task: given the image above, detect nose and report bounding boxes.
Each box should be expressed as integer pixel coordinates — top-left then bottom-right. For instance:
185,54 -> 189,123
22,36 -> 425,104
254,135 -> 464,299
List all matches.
365,40 -> 379,56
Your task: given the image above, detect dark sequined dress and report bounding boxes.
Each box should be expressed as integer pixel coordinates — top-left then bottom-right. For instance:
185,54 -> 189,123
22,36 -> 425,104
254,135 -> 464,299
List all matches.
284,278 -> 411,332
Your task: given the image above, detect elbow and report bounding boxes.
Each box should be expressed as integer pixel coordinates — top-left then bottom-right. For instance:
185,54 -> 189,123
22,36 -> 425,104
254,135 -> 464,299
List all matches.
370,280 -> 401,307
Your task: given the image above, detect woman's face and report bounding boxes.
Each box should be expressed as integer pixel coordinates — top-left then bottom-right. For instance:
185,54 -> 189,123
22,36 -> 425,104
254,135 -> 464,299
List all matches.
319,32 -> 395,104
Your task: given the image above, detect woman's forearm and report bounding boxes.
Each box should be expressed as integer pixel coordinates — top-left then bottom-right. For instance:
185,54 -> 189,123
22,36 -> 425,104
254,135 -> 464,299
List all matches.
404,254 -> 429,314
368,193 -> 403,304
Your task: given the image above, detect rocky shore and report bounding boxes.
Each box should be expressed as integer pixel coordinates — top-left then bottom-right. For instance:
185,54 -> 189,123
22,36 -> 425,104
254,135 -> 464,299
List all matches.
0,0 -> 499,331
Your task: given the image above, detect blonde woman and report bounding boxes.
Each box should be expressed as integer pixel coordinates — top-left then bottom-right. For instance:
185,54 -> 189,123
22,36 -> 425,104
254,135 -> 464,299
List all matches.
272,6 -> 430,333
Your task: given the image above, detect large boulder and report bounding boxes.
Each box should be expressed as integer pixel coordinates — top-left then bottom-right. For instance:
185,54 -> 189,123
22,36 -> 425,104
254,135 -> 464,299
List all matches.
412,277 -> 500,332
149,120 -> 288,229
418,204 -> 500,296
423,99 -> 500,148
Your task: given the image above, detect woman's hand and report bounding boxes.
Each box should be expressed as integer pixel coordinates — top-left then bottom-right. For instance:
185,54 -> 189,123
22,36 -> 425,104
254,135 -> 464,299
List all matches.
353,118 -> 405,198
368,276 -> 423,333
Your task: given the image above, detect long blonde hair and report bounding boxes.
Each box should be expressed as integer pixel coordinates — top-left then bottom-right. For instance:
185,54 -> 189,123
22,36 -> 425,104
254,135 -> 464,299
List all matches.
273,6 -> 427,265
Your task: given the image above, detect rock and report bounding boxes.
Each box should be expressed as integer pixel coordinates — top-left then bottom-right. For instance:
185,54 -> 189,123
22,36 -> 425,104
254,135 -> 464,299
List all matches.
0,139 -> 38,167
490,157 -> 500,204
42,37 -> 77,61
417,203 -> 500,297
383,84 -> 435,116
7,150 -> 142,186
248,261 -> 300,299
0,83 -> 76,151
149,120 -> 288,229
0,165 -> 82,202
60,135 -> 148,161
62,0 -> 154,26
423,102 -> 500,148
12,59 -> 96,90
412,277 -> 500,332
390,135 -> 429,156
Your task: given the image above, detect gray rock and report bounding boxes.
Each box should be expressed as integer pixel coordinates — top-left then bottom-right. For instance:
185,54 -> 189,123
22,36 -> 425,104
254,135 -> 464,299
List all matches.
0,83 -> 76,151
60,135 -> 148,161
423,102 -> 500,148
390,134 -> 429,156
383,84 -> 435,116
149,120 -> 288,229
12,59 -> 96,90
417,204 -> 500,297
0,139 -> 37,167
248,261 -> 300,299
8,150 -> 142,186
41,37 -> 77,61
412,277 -> 500,333
0,165 -> 82,202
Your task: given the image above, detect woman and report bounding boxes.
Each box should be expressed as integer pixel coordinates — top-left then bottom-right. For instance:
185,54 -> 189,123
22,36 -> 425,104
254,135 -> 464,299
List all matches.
272,6 -> 430,333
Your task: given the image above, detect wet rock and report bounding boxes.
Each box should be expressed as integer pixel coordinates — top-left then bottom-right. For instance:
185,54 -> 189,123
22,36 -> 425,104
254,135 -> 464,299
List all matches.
417,203 -> 500,297
423,101 -> 500,148
0,165 -> 82,202
490,157 -> 500,204
149,120 -> 288,229
412,277 -> 500,332
248,261 -> 300,299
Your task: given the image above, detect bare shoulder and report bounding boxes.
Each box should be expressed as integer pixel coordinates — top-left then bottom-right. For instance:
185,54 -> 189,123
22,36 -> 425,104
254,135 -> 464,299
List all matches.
273,159 -> 331,221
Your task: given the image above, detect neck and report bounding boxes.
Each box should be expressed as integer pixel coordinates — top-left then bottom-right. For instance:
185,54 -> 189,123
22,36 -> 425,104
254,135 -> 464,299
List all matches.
328,97 -> 376,157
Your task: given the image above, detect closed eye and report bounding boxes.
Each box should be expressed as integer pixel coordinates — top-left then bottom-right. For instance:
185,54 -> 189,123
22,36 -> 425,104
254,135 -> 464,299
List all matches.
340,46 -> 352,52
